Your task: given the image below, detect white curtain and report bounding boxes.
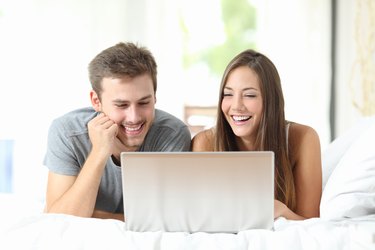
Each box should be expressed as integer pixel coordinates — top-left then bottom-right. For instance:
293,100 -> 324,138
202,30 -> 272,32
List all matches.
0,0 -> 130,197
255,0 -> 332,148
2,0 -> 370,198
335,0 -> 375,136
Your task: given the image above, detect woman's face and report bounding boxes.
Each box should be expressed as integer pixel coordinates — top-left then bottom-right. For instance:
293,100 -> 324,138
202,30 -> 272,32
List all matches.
221,66 -> 263,142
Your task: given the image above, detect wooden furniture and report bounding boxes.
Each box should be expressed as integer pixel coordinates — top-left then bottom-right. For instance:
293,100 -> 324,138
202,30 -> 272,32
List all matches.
184,105 -> 217,136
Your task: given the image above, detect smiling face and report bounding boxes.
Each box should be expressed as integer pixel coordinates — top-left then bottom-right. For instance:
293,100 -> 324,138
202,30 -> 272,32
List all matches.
91,74 -> 156,151
221,66 -> 263,144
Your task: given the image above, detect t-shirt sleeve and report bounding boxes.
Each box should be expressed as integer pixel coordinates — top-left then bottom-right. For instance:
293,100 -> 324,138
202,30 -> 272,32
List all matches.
144,122 -> 192,151
160,125 -> 191,151
43,119 -> 81,176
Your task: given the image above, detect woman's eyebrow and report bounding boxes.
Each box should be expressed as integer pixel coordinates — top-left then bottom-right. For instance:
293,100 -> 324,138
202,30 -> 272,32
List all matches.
224,86 -> 258,91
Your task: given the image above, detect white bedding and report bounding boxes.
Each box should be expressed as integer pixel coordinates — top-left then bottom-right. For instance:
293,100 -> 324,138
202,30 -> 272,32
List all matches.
1,212 -> 374,250
1,116 -> 375,250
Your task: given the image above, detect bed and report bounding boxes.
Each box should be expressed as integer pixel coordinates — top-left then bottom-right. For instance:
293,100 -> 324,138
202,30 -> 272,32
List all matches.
1,116 -> 375,250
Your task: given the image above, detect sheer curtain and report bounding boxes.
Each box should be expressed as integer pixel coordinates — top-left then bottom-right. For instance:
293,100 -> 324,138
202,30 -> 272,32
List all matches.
0,0 -> 130,197
335,0 -> 375,136
150,0 -> 333,147
255,0 -> 332,149
3,0 -> 367,199
0,0 -> 186,197
125,0 -> 186,120
255,0 -> 375,145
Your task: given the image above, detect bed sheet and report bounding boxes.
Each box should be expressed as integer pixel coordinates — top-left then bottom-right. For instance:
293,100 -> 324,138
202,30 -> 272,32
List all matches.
1,210 -> 374,250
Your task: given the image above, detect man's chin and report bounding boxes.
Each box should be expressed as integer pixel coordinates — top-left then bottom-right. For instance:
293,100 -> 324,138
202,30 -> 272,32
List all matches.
119,132 -> 145,147
124,139 -> 143,150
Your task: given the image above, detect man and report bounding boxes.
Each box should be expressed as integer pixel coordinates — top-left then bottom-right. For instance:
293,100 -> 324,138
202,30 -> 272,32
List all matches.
43,42 -> 191,220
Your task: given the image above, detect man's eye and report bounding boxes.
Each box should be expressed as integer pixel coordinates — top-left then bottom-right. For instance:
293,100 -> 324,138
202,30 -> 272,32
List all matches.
139,102 -> 150,105
115,104 -> 128,108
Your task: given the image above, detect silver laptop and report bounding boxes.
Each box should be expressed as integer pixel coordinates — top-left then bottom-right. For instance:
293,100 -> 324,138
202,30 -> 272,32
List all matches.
121,151 -> 274,233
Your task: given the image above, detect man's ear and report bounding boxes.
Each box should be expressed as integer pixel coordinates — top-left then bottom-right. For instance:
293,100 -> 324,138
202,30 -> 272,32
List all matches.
90,90 -> 101,112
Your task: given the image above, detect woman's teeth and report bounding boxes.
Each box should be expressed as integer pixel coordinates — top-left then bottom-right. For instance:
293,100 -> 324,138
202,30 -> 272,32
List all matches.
232,115 -> 251,121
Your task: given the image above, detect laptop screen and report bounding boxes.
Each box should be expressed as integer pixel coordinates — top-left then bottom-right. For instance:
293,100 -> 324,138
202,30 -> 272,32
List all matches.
121,151 -> 274,233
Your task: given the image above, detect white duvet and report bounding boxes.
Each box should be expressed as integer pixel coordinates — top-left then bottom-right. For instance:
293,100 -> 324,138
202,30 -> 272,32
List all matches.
1,212 -> 375,250
1,116 -> 375,250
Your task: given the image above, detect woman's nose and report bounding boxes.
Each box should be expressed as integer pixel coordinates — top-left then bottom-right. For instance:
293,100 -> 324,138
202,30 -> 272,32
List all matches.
231,96 -> 245,111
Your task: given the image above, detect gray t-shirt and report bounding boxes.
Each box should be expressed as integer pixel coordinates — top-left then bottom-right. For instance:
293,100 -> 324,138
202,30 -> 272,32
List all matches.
43,107 -> 191,213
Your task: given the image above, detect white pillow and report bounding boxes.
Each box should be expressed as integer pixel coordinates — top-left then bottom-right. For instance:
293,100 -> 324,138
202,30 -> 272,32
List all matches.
320,117 -> 375,219
321,116 -> 375,189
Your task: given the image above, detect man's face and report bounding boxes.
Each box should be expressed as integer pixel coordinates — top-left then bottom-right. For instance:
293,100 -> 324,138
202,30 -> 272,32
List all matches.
93,74 -> 156,150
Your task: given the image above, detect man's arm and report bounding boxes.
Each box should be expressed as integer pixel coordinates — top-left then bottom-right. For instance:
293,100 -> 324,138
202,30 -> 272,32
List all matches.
45,113 -> 119,218
45,149 -> 108,217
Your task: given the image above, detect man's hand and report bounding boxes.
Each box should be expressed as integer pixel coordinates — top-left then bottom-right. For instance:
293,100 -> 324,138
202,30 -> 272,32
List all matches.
88,113 -> 118,158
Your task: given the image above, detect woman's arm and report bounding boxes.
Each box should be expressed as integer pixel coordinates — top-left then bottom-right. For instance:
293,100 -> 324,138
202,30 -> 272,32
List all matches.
93,210 -> 124,221
281,123 -> 322,219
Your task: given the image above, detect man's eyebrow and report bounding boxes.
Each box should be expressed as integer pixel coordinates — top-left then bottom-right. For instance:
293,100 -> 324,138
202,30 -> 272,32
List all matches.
112,99 -> 127,104
138,94 -> 153,101
112,95 -> 153,103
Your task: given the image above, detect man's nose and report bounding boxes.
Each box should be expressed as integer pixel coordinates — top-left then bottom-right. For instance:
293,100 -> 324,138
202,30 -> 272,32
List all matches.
125,106 -> 140,123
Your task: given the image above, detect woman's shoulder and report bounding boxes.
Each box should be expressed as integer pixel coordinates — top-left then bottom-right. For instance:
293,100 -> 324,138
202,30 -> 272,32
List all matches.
288,122 -> 320,142
288,121 -> 321,162
191,127 -> 215,151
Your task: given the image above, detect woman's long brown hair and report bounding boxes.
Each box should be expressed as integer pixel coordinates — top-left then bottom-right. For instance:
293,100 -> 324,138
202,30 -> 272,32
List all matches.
214,49 -> 296,211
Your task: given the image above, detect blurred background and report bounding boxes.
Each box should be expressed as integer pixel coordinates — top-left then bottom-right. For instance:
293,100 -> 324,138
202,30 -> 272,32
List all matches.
0,0 -> 374,201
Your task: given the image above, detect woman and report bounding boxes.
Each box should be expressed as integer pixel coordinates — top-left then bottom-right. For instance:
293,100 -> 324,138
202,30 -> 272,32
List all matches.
192,49 -> 322,220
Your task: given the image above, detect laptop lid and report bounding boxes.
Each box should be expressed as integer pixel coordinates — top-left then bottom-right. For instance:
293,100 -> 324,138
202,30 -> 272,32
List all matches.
121,151 -> 274,233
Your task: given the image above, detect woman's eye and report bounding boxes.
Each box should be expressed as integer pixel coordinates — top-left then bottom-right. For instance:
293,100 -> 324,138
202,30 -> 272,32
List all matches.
223,93 -> 232,97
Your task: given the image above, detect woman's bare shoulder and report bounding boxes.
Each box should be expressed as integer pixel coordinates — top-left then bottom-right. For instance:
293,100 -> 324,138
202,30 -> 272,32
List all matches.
288,122 -> 321,164
191,128 -> 215,151
287,122 -> 322,218
289,122 -> 320,143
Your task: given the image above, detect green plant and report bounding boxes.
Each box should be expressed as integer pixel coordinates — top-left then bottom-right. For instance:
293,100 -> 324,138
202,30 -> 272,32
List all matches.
180,0 -> 257,77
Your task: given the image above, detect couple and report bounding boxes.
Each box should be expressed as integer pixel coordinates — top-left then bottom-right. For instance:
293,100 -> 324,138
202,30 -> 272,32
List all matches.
43,42 -> 322,222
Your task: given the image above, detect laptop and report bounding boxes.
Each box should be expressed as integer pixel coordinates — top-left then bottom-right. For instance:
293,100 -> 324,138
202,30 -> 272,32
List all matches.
120,151 -> 274,233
